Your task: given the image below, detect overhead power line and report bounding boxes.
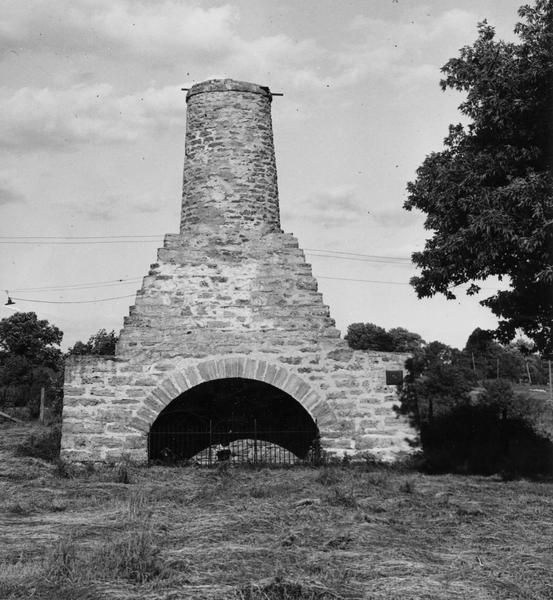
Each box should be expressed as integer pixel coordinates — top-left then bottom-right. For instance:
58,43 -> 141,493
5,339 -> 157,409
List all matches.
4,275 -> 413,305
0,235 -> 413,261
305,252 -> 412,265
305,248 -> 411,262
10,294 -> 137,304
317,276 -> 409,285
10,277 -> 142,293
0,240 -> 161,245
0,234 -> 162,240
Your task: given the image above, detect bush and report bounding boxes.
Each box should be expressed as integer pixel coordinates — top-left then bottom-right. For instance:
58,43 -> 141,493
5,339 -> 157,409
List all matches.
399,347 -> 553,476
345,323 -> 424,352
16,426 -> 61,461
420,403 -> 553,476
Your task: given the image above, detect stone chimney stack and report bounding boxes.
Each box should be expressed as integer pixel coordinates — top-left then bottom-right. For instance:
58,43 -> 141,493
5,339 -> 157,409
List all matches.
180,79 -> 280,235
61,77 -> 415,465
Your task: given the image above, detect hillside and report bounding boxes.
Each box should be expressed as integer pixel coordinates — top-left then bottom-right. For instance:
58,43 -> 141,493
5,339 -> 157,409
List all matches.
1,422 -> 552,599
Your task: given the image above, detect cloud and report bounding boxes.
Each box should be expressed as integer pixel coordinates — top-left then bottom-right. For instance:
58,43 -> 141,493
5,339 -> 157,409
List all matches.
313,8 -> 480,90
0,1 -> 323,83
0,3 -> 484,153
0,84 -> 184,150
0,177 -> 25,205
76,191 -> 161,221
0,0 -> 411,96
282,186 -> 368,228
370,208 -> 425,229
0,1 -> 237,59
0,1 -> 483,103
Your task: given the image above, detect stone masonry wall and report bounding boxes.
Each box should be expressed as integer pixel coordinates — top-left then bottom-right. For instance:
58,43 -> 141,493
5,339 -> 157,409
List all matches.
61,78 -> 417,463
62,350 -> 414,463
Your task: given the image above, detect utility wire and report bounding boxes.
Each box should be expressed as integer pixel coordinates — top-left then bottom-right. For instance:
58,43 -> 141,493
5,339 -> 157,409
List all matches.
10,294 -> 137,304
5,268 -> 411,295
0,240 -> 161,245
5,275 -> 503,305
317,276 -> 409,285
305,248 -> 411,262
306,252 -> 412,265
0,235 -> 413,261
10,278 -> 142,293
0,234 -> 162,240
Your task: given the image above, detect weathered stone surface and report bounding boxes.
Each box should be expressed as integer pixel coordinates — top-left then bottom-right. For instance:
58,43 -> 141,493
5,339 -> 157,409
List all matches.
61,78 -> 416,463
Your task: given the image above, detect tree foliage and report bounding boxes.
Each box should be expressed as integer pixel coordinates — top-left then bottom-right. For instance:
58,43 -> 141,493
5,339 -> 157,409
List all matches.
464,327 -> 527,381
0,312 -> 64,417
68,328 -> 118,356
0,311 -> 62,368
397,337 -> 552,475
404,1 -> 553,355
345,323 -> 424,352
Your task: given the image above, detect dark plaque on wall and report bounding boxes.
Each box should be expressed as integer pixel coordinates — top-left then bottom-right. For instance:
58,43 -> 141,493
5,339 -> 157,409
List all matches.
385,370 -> 404,385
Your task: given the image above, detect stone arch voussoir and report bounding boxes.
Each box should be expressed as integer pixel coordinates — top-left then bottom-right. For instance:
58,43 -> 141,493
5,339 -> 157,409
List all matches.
142,355 -> 337,431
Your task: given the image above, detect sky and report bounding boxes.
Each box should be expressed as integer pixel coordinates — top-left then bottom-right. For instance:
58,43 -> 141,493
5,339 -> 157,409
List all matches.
0,0 -> 524,350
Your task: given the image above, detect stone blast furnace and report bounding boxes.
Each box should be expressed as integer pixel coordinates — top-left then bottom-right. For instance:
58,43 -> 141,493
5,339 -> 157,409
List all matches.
61,79 -> 414,464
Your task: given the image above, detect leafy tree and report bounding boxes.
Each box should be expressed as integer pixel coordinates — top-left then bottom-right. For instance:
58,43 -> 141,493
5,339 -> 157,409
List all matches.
399,341 -> 476,424
68,328 -> 118,356
0,311 -> 62,368
345,323 -> 424,352
0,312 -> 64,417
387,327 -> 425,353
345,323 -> 393,351
404,1 -> 553,355
464,327 -> 495,356
397,340 -> 552,475
463,327 -> 525,381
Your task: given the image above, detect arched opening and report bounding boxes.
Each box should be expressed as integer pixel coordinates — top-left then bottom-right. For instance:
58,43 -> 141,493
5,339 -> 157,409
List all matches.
148,377 -> 319,464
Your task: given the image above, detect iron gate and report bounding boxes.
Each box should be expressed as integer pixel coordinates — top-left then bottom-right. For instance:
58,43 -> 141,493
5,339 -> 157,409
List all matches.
148,417 -> 319,466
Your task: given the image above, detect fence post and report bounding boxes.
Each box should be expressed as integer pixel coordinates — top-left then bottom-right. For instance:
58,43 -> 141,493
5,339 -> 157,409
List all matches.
254,418 -> 258,464
209,419 -> 213,466
547,360 -> 553,401
39,387 -> 45,424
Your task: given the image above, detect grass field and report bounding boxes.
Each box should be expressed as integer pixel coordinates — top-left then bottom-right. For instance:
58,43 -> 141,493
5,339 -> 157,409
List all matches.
1,422 -> 552,600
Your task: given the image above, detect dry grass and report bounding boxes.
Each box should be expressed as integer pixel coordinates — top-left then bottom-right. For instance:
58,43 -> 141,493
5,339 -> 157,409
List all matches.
1,422 -> 553,599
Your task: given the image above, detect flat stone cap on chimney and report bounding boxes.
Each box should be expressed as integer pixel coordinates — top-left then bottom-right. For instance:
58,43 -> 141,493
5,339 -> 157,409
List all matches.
186,79 -> 272,102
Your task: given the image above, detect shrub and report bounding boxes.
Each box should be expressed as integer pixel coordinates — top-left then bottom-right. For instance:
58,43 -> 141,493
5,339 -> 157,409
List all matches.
420,403 -> 553,475
16,426 -> 61,461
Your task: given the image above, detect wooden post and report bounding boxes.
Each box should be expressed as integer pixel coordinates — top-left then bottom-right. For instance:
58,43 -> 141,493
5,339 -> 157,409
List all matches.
547,360 -> 553,402
39,387 -> 45,424
209,419 -> 213,466
254,418 -> 258,464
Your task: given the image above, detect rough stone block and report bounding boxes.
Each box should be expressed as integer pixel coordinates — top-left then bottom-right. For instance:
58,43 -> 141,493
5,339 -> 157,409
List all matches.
326,348 -> 353,362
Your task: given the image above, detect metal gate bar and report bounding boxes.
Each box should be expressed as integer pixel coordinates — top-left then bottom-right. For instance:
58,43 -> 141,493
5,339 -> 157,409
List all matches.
148,426 -> 318,466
